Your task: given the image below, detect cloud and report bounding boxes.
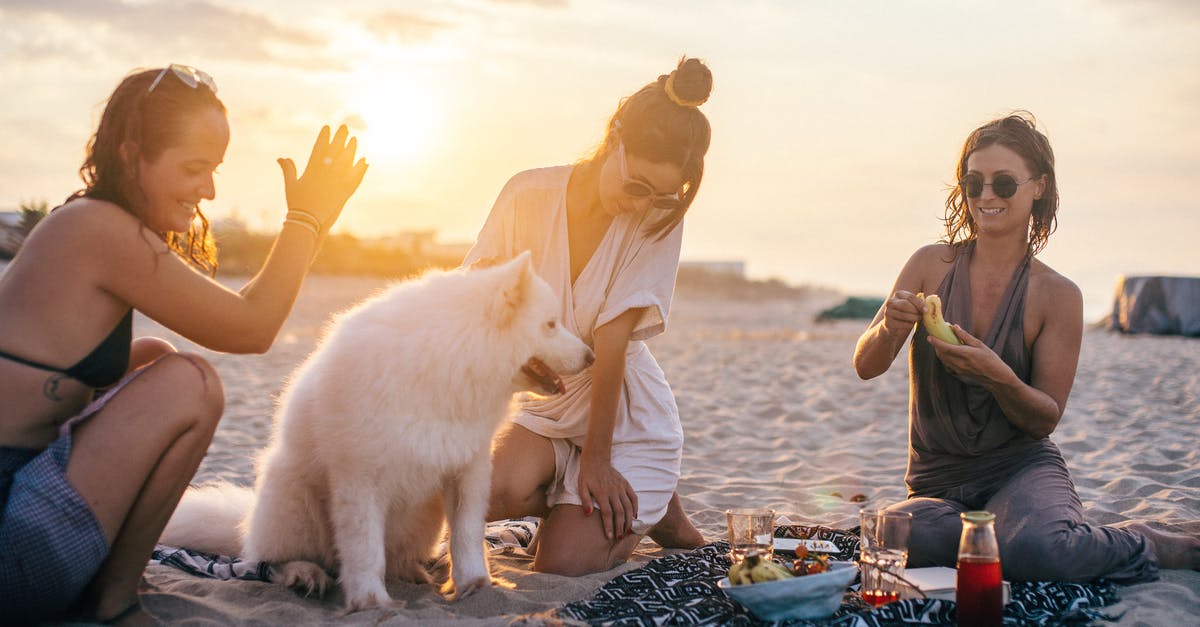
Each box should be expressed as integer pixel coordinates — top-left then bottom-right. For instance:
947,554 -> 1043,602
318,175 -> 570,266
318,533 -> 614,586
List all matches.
1139,0 -> 1200,17
363,11 -> 451,44
1095,0 -> 1200,23
486,0 -> 569,7
357,0 -> 567,44
0,0 -> 328,64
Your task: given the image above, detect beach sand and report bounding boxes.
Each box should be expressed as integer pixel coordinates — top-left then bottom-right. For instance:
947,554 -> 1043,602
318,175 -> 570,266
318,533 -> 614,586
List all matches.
119,275 -> 1198,624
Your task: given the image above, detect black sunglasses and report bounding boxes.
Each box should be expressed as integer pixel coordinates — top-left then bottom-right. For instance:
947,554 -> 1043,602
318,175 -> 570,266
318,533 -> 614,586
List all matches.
959,173 -> 1034,199
616,141 -> 684,211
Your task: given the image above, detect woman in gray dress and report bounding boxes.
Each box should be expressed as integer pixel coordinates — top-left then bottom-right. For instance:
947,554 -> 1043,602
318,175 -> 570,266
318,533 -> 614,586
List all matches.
853,112 -> 1199,581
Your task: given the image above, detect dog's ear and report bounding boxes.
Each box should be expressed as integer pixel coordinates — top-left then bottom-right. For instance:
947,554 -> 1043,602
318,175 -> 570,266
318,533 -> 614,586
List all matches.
489,251 -> 535,328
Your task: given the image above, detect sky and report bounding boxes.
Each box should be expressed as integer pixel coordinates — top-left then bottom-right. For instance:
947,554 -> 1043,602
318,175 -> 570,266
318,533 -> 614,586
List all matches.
2,0 -> 1198,320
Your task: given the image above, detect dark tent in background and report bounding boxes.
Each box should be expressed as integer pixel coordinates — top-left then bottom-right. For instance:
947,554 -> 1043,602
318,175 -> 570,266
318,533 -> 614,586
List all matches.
817,296 -> 884,321
1107,275 -> 1200,337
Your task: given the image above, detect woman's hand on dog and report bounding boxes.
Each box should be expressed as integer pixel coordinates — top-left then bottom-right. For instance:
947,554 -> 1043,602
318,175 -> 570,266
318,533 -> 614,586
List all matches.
578,451 -> 638,541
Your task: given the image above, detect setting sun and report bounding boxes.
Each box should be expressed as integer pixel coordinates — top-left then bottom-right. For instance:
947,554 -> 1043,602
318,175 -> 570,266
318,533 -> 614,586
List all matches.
348,73 -> 442,166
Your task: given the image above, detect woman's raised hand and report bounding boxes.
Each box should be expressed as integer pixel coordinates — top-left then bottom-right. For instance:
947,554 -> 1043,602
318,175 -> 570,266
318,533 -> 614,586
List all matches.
277,125 -> 369,231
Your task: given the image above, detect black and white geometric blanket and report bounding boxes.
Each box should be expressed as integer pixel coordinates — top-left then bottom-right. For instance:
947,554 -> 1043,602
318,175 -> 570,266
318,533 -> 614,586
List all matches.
151,521 -> 1119,625
149,517 -> 540,581
150,543 -> 272,581
557,525 -> 1120,626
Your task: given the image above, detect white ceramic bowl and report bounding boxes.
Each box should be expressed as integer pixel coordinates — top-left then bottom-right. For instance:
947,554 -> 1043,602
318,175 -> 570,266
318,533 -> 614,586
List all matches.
717,560 -> 858,621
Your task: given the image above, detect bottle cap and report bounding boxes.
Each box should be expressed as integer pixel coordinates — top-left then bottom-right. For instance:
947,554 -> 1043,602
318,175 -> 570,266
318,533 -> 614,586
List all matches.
961,510 -> 995,523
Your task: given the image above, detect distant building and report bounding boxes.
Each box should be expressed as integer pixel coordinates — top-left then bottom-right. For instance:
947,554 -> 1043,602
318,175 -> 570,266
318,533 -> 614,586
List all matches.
211,215 -> 250,233
427,241 -> 473,263
0,210 -> 25,259
679,260 -> 745,278
369,230 -> 473,264
372,230 -> 437,257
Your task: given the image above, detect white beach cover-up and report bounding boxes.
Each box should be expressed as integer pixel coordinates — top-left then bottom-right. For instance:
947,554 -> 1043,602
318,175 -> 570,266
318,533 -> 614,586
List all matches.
465,165 -> 684,532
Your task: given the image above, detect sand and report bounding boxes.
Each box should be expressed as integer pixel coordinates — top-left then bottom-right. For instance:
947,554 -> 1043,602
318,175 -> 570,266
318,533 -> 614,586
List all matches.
92,275 -> 1200,624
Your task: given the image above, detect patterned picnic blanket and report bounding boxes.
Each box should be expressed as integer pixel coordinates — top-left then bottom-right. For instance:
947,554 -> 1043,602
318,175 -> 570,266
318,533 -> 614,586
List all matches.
149,517 -> 539,581
151,522 -> 1119,625
556,525 -> 1120,626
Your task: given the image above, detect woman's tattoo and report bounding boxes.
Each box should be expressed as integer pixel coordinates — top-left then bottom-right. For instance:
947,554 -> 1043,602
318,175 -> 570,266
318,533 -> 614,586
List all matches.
43,374 -> 65,402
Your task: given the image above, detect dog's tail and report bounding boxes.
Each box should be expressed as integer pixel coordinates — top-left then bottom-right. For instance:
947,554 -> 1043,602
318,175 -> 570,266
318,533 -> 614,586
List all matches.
160,482 -> 254,557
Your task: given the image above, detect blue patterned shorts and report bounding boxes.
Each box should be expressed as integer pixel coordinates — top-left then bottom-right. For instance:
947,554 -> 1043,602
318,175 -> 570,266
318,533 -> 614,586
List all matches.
1,436 -> 107,623
0,372 -> 149,624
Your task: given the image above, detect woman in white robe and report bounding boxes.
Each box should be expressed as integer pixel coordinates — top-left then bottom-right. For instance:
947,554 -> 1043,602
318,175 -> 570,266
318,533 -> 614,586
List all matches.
467,57 -> 714,575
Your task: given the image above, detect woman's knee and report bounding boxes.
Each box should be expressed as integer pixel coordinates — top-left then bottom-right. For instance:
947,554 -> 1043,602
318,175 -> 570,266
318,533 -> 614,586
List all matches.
148,353 -> 225,426
488,478 -> 545,519
129,336 -> 177,370
533,550 -> 595,576
532,529 -> 637,576
1000,528 -> 1072,581
532,536 -> 614,576
888,498 -> 964,567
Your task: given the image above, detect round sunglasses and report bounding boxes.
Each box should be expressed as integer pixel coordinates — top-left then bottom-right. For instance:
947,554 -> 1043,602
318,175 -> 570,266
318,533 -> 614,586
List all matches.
959,173 -> 1035,199
616,141 -> 683,211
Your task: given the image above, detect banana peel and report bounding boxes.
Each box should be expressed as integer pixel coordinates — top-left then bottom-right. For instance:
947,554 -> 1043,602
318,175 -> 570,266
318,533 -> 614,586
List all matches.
748,558 -> 795,583
728,552 -> 796,585
916,292 -> 961,345
728,555 -> 754,585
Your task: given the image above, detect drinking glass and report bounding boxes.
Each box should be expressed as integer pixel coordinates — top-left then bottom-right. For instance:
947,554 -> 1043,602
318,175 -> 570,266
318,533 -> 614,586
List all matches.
859,508 -> 912,607
726,508 -> 775,562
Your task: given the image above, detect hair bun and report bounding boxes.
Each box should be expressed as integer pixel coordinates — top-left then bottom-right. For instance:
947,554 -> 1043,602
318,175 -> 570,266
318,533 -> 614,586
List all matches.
664,56 -> 712,108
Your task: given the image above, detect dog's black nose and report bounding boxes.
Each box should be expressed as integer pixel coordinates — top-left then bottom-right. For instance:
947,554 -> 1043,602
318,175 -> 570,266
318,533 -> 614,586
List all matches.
585,349 -> 595,366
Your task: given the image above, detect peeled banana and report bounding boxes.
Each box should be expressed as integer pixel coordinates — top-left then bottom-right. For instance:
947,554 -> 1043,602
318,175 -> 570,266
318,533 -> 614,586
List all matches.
728,552 -> 795,585
728,556 -> 754,585
748,558 -> 796,583
917,292 -> 961,345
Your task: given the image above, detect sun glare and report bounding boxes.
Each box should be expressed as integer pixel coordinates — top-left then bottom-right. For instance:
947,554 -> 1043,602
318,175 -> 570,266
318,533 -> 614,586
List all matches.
349,75 -> 442,166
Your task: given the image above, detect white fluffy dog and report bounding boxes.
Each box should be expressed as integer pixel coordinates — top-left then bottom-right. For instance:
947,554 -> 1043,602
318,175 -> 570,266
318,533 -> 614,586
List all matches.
162,252 -> 592,611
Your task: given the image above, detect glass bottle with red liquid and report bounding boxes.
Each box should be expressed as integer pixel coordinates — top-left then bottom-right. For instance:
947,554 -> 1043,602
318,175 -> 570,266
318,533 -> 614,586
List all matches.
956,511 -> 1003,627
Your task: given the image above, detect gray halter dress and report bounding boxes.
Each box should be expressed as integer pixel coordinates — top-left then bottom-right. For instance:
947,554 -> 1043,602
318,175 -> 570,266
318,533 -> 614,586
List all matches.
888,242 -> 1156,583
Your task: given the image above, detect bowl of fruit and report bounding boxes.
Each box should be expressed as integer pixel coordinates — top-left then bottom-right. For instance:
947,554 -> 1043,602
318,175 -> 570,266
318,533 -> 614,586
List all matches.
717,549 -> 858,621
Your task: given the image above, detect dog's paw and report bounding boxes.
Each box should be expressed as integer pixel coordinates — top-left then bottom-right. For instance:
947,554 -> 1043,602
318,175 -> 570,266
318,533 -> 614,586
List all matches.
443,575 -> 492,601
340,573 -> 393,613
273,561 -> 331,598
340,593 -> 395,615
395,560 -> 433,585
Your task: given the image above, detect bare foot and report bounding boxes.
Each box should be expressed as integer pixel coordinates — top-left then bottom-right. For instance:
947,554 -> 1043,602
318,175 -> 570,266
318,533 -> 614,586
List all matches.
648,492 -> 706,549
1124,522 -> 1200,570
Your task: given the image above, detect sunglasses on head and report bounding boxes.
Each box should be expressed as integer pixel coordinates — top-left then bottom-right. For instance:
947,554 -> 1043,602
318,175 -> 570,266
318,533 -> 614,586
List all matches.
148,63 -> 218,94
616,141 -> 683,211
959,173 -> 1034,199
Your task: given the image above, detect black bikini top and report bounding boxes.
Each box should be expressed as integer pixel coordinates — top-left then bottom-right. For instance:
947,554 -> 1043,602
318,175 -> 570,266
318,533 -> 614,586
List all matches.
0,311 -> 133,389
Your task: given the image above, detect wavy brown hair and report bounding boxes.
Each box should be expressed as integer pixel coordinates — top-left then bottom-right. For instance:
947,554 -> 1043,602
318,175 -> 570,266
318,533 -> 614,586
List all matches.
68,67 -> 226,275
586,56 -> 713,240
943,111 -> 1059,256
